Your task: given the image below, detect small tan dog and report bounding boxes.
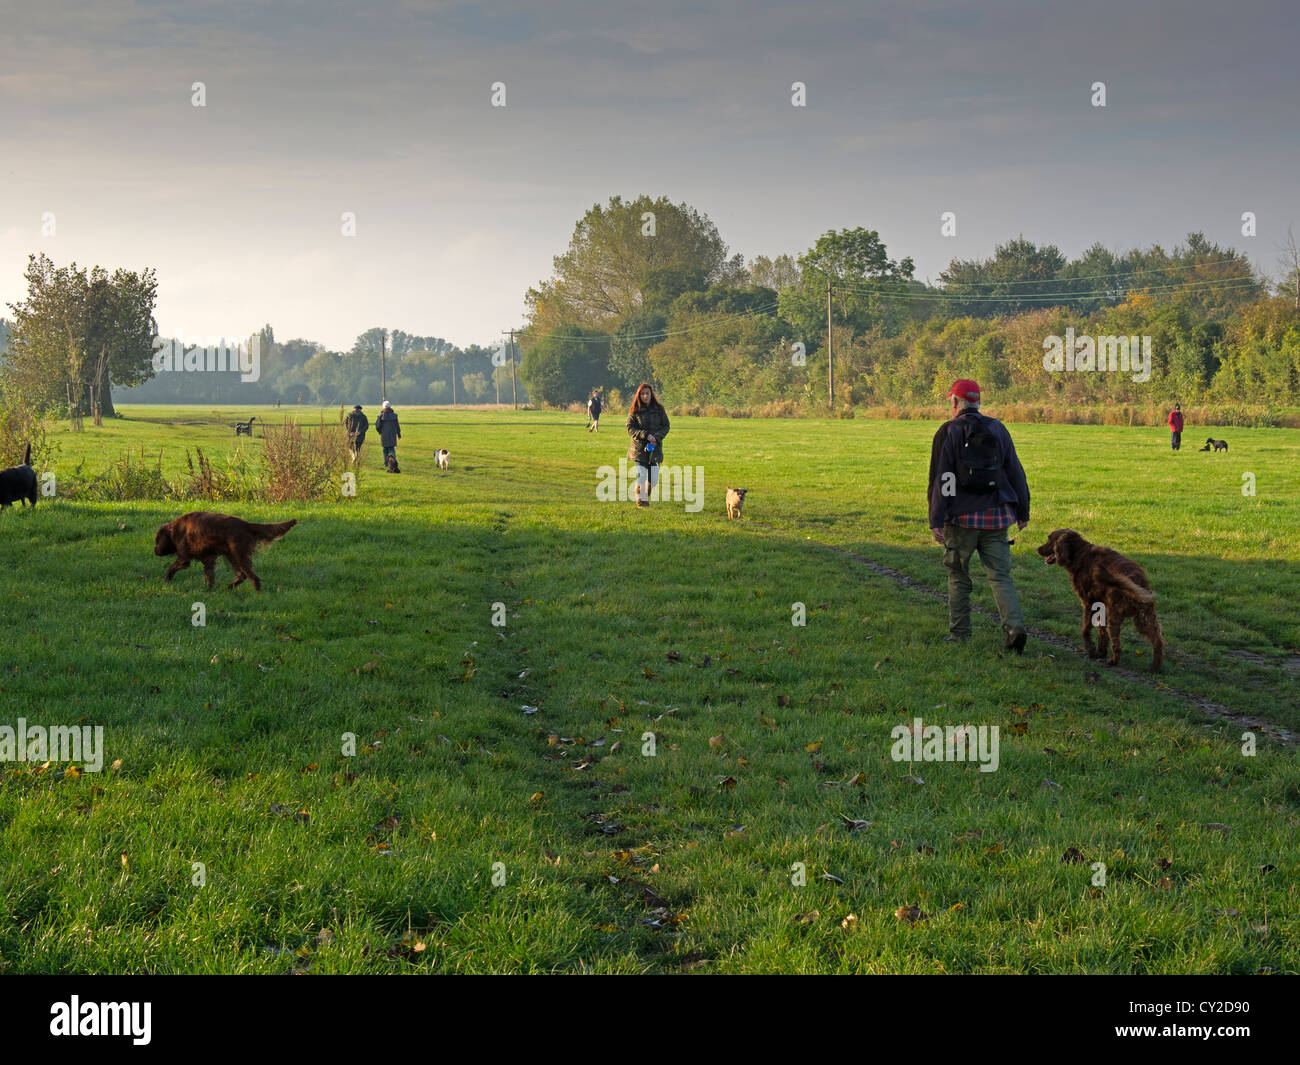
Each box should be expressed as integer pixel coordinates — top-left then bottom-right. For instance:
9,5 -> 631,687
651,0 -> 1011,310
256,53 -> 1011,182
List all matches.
725,486 -> 748,519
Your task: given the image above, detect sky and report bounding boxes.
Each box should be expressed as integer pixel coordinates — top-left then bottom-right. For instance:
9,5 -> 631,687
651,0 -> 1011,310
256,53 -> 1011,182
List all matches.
1,0 -> 1296,352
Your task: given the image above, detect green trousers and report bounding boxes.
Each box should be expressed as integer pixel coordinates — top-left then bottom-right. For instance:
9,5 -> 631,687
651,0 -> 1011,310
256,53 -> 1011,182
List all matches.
942,524 -> 1026,638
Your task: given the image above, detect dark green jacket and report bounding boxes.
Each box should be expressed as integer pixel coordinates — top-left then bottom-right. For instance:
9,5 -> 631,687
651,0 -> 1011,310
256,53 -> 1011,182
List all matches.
627,404 -> 670,466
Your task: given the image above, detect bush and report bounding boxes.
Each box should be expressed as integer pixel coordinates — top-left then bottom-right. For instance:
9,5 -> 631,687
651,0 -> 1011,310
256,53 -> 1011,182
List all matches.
0,386 -> 54,470
61,448 -> 175,501
261,418 -> 349,502
180,446 -> 258,502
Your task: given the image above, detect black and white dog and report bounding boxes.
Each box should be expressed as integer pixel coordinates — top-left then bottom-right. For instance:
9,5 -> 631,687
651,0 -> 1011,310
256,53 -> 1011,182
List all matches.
0,444 -> 38,508
435,448 -> 450,470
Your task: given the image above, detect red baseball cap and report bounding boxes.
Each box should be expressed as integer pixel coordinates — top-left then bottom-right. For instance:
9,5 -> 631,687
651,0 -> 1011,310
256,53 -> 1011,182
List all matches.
947,379 -> 981,401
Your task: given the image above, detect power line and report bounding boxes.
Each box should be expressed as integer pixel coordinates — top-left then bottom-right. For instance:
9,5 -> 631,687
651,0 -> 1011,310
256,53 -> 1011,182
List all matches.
514,301 -> 782,344
807,254 -> 1258,289
831,275 -> 1261,301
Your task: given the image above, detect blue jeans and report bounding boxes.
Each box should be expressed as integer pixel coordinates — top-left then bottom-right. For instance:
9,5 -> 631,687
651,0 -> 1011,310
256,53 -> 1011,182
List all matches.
1171,431 -> 1180,450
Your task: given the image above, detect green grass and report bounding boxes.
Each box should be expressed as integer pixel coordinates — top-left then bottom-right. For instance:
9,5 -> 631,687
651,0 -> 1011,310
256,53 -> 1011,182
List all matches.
1,404 -> 1297,974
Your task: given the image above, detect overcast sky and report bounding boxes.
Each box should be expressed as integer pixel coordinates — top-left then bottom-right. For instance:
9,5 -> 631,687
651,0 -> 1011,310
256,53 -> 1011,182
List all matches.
1,0 -> 1296,351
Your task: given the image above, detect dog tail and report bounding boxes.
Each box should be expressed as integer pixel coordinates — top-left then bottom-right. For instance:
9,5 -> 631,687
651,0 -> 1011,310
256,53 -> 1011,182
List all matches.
22,443 -> 31,466
1107,570 -> 1154,603
251,518 -> 297,543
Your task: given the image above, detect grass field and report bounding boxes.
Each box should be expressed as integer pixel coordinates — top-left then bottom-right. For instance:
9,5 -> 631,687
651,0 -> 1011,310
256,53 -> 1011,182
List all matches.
1,403 -> 1297,974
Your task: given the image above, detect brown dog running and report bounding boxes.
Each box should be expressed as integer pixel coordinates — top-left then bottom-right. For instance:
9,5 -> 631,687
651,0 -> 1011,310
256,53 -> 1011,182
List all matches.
154,511 -> 297,591
1037,528 -> 1163,672
725,486 -> 748,519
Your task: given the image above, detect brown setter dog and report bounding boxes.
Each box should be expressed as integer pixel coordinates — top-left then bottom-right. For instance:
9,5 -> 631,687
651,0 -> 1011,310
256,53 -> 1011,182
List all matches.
1037,529 -> 1164,672
154,511 -> 297,591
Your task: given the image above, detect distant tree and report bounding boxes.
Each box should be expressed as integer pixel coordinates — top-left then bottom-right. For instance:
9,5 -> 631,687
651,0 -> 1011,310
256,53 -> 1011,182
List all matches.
352,327 -> 388,357
525,195 -> 735,333
608,309 -> 667,391
462,372 -> 489,402
1277,225 -> 1300,310
939,237 -> 1069,317
518,325 -> 610,406
779,228 -> 914,344
748,253 -> 801,292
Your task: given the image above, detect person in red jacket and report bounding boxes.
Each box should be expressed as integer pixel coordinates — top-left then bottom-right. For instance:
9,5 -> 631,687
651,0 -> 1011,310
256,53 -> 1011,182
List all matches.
1167,403 -> 1184,451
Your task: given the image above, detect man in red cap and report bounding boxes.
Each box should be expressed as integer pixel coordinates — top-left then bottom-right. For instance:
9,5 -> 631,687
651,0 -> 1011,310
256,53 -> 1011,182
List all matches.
927,379 -> 1030,651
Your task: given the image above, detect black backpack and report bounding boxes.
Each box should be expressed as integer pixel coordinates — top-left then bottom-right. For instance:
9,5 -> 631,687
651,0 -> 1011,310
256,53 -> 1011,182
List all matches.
955,413 -> 1002,492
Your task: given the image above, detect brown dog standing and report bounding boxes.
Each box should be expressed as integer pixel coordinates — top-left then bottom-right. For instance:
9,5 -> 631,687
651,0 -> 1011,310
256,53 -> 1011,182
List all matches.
154,511 -> 297,591
1037,529 -> 1163,672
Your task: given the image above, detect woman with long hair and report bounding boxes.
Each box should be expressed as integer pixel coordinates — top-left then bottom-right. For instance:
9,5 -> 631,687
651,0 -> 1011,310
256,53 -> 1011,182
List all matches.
626,382 -> 670,508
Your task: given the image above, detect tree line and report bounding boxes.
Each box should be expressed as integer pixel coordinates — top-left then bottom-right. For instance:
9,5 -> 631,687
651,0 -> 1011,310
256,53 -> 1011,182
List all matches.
3,199 -> 1297,426
516,195 -> 1299,414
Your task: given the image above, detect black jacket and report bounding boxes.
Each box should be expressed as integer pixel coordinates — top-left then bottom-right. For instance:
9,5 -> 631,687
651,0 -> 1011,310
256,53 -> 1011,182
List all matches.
626,404 -> 669,466
927,409 -> 1029,528
376,409 -> 401,447
344,410 -> 369,439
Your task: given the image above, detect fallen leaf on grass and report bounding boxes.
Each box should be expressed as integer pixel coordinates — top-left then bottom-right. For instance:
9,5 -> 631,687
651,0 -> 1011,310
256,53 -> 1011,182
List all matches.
793,910 -> 819,925
900,775 -> 924,785
1062,847 -> 1084,864
839,814 -> 872,832
895,904 -> 927,924
805,739 -> 822,754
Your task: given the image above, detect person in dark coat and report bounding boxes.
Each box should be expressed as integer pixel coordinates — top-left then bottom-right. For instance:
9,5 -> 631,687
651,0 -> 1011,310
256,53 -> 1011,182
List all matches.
587,390 -> 603,433
927,379 -> 1030,651
376,400 -> 401,469
344,404 -> 369,462
626,382 -> 669,508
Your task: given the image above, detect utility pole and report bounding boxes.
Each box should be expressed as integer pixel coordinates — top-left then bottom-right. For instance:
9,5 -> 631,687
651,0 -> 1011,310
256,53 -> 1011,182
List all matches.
451,352 -> 457,406
510,329 -> 518,409
380,329 -> 387,403
826,279 -> 834,410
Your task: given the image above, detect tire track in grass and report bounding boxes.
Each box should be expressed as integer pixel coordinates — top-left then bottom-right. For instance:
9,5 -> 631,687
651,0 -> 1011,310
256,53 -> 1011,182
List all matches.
747,519 -> 1295,748
482,507 -> 688,969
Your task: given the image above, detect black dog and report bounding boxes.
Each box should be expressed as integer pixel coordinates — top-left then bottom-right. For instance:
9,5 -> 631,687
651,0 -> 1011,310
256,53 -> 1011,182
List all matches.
0,444 -> 38,508
385,453 -> 401,474
234,416 -> 257,437
1199,438 -> 1228,452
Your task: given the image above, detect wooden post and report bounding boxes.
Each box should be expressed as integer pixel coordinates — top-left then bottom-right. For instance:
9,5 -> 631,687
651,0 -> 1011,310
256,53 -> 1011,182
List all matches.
826,279 -> 834,410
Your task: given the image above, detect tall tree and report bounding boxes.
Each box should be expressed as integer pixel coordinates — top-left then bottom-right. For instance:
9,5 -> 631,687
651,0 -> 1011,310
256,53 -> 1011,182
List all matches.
525,195 -> 738,334
778,227 -> 914,344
